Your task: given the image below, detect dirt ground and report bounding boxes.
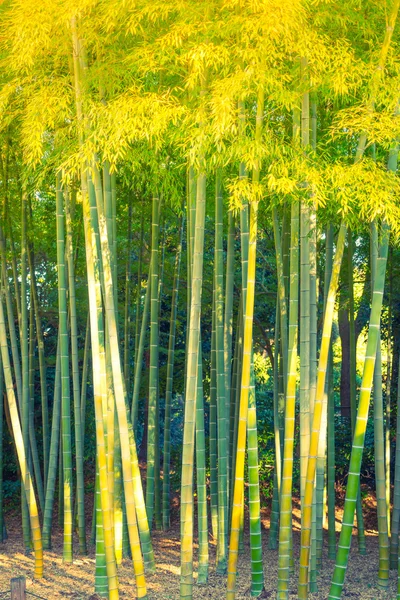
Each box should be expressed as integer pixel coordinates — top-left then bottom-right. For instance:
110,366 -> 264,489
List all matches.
0,496 -> 398,599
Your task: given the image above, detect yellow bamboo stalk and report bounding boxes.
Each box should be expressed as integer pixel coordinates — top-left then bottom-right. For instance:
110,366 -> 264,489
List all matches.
226,197 -> 258,600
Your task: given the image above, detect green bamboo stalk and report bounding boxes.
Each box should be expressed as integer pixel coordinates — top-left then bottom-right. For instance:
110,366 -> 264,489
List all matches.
391,353 -> 400,568
185,167 -> 195,391
21,189 -> 31,553
154,217 -> 166,532
70,27 -> 138,591
314,394 -> 327,570
210,287 -> 218,541
298,223 -> 347,598
348,231 -> 366,555
56,174 -> 73,564
215,169 -> 228,574
162,214 -> 184,529
236,167 -> 249,556
196,344 -> 208,584
131,261 -> 151,429
7,214 -> 22,337
95,462 -> 109,599
277,198 -> 299,600
224,210 -> 235,485
309,102 -> 318,422
329,226 -> 389,600
228,304 -> 241,497
91,164 -> 152,588
0,227 -> 22,405
386,248 -> 392,538
58,428 -> 63,528
146,195 -> 160,530
269,206 -> 288,550
28,298 -> 45,513
105,320 -> 116,552
229,298 -> 243,520
65,186 -> 86,555
247,93 -> 264,596
102,164 -> 117,553
272,207 -> 288,395
180,165 -> 206,599
309,201 -> 318,585
28,247 -> 49,490
43,337 -> 61,549
0,290 -> 43,578
299,198 -> 310,504
81,171 -> 120,599
133,208 -> 145,376
371,221 -> 390,588
299,64 -> 310,505
111,172 -> 118,310
269,298 -> 281,550
226,170 -> 261,599
124,202 -> 133,395
316,224 -> 332,569
247,363 -> 263,596
309,96 -> 319,588
114,416 -> 124,565
81,314 -> 90,443
386,141 -> 399,570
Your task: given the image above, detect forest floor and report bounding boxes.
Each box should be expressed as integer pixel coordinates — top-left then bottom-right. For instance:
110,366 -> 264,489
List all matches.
0,489 -> 398,600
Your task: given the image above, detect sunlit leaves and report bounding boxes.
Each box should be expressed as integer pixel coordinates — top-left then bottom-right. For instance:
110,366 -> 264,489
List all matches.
226,176 -> 263,212
0,0 -> 398,243
86,88 -> 184,167
21,77 -> 72,166
333,104 -> 400,149
325,159 -> 400,236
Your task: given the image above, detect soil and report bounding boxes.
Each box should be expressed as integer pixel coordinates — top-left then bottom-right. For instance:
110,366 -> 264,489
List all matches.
0,493 -> 397,600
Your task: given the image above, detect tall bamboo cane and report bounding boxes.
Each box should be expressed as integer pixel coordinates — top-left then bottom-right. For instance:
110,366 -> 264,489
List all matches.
215,169 -> 228,573
329,226 -> 389,599
43,336 -> 61,549
162,215 -> 184,529
227,88 -> 264,599
371,221 -> 390,588
65,186 -> 86,555
180,164 -> 207,598
226,191 -> 259,600
92,165 -> 150,590
146,195 -> 160,529
298,223 -> 347,597
277,197 -> 299,600
348,231 -> 366,555
0,293 -> 43,577
56,175 -> 73,564
27,247 -> 49,489
210,287 -> 218,541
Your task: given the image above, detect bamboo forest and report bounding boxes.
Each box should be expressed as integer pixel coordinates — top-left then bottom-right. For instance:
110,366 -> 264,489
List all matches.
4,1 -> 400,599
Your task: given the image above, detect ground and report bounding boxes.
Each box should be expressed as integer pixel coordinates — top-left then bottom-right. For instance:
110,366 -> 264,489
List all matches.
0,494 -> 398,599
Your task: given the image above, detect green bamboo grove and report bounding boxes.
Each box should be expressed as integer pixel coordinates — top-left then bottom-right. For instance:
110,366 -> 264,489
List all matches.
3,1 -> 400,600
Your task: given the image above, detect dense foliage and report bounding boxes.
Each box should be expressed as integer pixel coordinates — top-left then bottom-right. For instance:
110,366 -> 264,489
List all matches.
1,1 -> 400,600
